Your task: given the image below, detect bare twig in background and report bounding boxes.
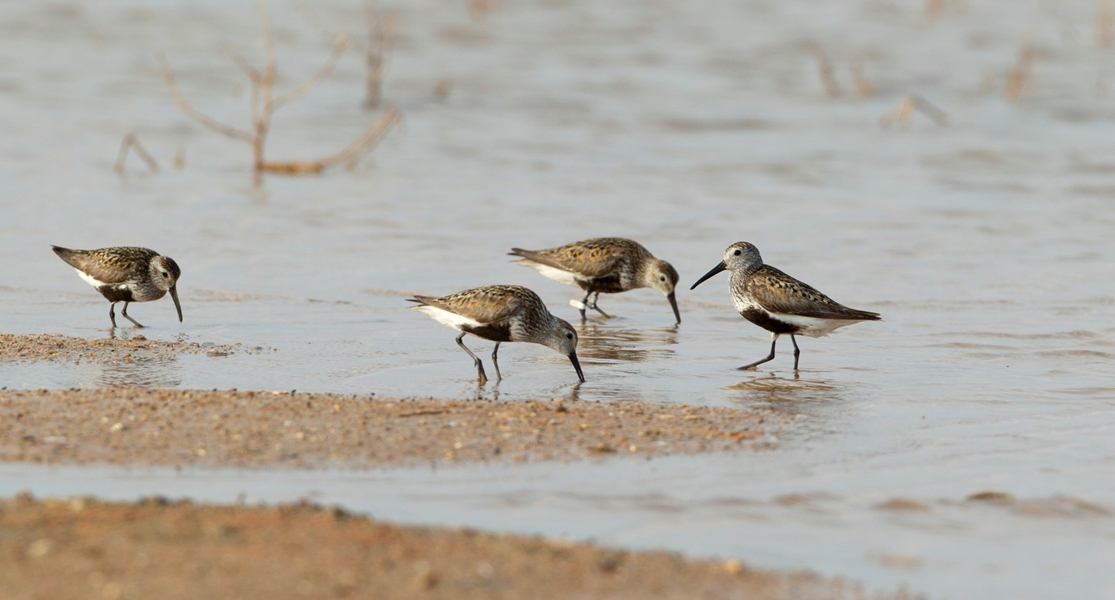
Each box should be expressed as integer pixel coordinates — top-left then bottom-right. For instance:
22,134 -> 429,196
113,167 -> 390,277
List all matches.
849,54 -> 875,97
339,108 -> 402,169
1005,41 -> 1035,102
114,133 -> 159,175
158,52 -> 254,144
1097,7 -> 1114,48
433,78 -> 452,101
273,44 -> 349,110
925,0 -> 946,19
299,0 -> 399,110
468,0 -> 495,18
880,95 -> 948,128
158,2 -> 398,183
361,4 -> 399,109
263,107 -> 401,173
805,44 -> 842,98
926,0 -> 968,18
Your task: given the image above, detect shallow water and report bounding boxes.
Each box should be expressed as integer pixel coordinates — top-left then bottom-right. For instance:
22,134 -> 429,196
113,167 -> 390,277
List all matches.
1,0 -> 1115,597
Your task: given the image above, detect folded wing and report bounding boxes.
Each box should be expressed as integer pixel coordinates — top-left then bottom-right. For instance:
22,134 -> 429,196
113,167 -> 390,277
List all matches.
52,246 -> 147,285
408,287 -> 522,325
509,245 -> 620,279
748,267 -> 881,321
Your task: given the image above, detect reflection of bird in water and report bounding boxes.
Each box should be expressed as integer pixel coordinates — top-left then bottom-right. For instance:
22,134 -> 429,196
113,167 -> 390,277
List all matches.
509,237 -> 681,324
575,324 -> 679,363
691,242 -> 880,371
94,355 -> 182,388
53,245 -> 183,329
726,376 -> 849,419
407,285 -> 584,385
727,376 -> 840,396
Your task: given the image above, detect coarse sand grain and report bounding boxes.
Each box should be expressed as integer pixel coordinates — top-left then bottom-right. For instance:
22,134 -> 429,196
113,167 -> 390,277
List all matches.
0,493 -> 917,600
0,388 -> 789,469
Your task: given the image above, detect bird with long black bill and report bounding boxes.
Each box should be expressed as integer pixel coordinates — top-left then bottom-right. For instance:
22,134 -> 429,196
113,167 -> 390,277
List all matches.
408,285 -> 584,384
690,242 -> 879,371
509,237 -> 681,324
53,245 -> 183,328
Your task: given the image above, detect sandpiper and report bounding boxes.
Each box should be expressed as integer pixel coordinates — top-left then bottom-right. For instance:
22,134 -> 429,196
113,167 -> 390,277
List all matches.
52,245 -> 183,328
509,237 -> 681,323
408,284 -> 584,384
690,242 -> 879,370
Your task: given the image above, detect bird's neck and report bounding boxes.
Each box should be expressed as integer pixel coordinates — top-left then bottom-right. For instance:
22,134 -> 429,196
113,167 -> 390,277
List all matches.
730,262 -> 762,284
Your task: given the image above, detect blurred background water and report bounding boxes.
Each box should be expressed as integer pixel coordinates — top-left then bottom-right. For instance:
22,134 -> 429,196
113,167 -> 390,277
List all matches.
1,0 -> 1114,597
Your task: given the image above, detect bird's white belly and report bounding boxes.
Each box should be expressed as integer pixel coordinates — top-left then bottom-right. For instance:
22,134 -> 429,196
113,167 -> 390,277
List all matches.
75,269 -> 109,289
733,292 -> 855,338
415,305 -> 483,331
517,261 -> 580,288
766,313 -> 857,338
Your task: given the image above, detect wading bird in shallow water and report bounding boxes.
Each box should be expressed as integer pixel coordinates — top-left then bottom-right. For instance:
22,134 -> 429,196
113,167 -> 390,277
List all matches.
690,242 -> 880,371
509,237 -> 681,324
52,245 -> 183,329
407,285 -> 584,385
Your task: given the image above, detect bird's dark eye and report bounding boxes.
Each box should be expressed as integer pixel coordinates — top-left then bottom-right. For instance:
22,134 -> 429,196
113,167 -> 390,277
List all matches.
659,276 -> 666,282
733,250 -> 741,256
566,333 -> 573,339
162,271 -> 169,277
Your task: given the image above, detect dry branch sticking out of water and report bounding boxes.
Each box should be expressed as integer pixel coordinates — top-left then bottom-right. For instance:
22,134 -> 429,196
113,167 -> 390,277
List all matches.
0,389 -> 788,469
880,95 -> 948,128
804,43 -> 842,98
0,334 -> 262,365
157,1 -> 400,183
0,494 -> 913,600
114,133 -> 159,175
925,0 -> 945,19
1005,41 -> 1035,102
1097,7 -> 1114,48
298,0 -> 400,110
849,53 -> 874,98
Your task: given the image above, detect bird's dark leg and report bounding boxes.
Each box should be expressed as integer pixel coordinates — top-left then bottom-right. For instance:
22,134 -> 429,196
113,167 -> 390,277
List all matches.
120,302 -> 144,328
108,302 -> 118,328
491,342 -> 502,381
739,335 -> 778,371
578,290 -> 591,321
588,292 -> 611,318
790,335 -> 801,370
456,333 -> 487,385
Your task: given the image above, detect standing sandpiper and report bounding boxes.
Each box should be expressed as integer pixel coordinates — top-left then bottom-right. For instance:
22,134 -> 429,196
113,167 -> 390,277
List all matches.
408,284 -> 584,384
52,246 -> 183,328
690,242 -> 880,370
509,237 -> 681,324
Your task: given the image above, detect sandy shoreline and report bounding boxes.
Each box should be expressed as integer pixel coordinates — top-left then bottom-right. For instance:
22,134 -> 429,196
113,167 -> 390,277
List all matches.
0,388 -> 787,469
0,333 -> 902,599
0,494 -> 911,600
0,333 -> 265,364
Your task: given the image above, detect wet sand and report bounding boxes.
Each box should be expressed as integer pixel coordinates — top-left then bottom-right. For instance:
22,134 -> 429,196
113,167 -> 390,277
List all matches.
0,332 -> 878,598
0,388 -> 786,469
0,333 -> 264,364
0,494 -> 910,600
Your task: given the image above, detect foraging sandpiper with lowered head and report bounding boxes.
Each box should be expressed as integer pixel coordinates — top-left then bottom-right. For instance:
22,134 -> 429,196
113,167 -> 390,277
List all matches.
690,242 -> 880,370
52,246 -> 183,328
509,237 -> 681,324
408,284 -> 584,384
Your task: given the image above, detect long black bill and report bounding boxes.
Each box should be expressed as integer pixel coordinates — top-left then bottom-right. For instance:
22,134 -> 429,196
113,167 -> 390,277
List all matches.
690,261 -> 727,290
667,291 -> 681,325
569,352 -> 585,382
169,285 -> 183,322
